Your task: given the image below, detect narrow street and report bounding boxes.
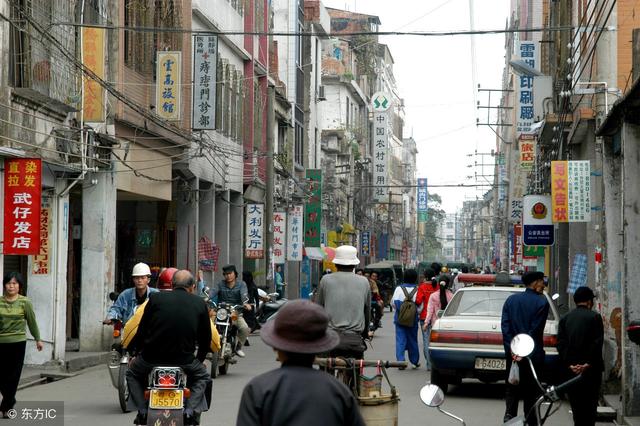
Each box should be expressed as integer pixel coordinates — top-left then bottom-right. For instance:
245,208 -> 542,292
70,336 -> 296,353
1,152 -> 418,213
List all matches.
16,312 -> 594,426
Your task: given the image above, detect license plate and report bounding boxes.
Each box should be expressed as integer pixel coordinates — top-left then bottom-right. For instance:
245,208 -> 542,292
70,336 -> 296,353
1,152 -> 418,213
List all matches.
475,357 -> 506,370
149,389 -> 183,409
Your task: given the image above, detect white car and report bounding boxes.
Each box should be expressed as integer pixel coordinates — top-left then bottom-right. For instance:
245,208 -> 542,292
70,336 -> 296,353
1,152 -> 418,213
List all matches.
428,286 -> 559,393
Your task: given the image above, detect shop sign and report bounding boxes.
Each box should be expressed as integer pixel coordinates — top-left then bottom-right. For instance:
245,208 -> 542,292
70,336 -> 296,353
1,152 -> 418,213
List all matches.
512,224 -> 523,267
304,169 -> 322,247
32,203 -> 50,275
156,51 -> 182,120
82,28 -> 105,122
551,160 -> 591,222
523,195 -> 554,246
417,178 -> 428,222
516,41 -> 537,135
245,204 -> 264,259
372,111 -> 389,202
519,134 -> 536,170
192,35 -> 217,130
361,230 -> 371,256
509,198 -> 523,223
287,205 -> 303,261
3,159 -> 42,255
273,212 -> 286,264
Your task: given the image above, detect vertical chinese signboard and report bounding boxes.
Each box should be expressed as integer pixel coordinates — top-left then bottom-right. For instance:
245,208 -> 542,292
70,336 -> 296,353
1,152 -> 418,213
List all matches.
372,92 -> 392,203
551,160 -> 590,222
245,204 -> 264,258
3,159 -> 42,255
287,205 -> 303,261
361,230 -> 370,256
82,28 -> 105,122
32,199 -> 50,274
272,212 -> 286,264
304,169 -> 322,247
516,41 -> 537,135
417,178 -> 428,222
192,35 -> 217,130
156,51 -> 182,120
519,134 -> 536,170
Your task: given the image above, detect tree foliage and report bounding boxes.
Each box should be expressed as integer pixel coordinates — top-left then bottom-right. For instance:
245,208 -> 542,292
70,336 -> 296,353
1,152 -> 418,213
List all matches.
421,193 -> 446,260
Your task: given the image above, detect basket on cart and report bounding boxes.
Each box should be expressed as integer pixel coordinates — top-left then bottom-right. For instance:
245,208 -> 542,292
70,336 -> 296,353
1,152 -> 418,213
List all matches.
315,358 -> 404,426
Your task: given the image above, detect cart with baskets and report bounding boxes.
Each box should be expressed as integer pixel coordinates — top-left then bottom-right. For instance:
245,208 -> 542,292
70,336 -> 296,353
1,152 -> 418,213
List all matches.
314,357 -> 407,425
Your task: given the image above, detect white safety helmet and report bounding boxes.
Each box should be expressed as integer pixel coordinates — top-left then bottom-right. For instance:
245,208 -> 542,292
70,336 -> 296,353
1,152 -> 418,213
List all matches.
131,262 -> 151,277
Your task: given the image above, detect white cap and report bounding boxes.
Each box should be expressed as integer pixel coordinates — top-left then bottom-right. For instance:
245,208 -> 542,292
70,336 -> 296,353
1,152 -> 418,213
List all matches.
332,245 -> 360,266
132,262 -> 151,277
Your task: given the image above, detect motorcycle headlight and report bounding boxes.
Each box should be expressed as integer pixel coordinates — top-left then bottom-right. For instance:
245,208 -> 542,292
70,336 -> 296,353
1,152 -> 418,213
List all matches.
216,308 -> 229,321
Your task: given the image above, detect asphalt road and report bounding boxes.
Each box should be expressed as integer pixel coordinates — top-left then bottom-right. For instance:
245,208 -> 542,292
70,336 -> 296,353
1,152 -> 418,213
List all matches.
16,309 -> 607,425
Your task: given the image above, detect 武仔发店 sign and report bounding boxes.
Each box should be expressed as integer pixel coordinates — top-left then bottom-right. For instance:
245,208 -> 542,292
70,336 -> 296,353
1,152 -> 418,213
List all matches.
3,158 -> 42,255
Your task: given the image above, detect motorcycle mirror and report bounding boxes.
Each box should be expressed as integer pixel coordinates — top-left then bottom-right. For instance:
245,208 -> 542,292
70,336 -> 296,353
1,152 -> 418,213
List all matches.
419,384 -> 445,408
510,333 -> 535,358
552,293 -> 560,301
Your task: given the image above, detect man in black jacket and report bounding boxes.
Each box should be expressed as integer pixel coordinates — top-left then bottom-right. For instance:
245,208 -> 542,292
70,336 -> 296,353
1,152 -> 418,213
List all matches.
127,269 -> 212,425
557,286 -> 604,426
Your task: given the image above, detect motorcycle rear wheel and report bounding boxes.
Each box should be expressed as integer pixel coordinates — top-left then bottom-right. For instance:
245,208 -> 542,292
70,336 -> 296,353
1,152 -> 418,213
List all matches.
118,364 -> 130,412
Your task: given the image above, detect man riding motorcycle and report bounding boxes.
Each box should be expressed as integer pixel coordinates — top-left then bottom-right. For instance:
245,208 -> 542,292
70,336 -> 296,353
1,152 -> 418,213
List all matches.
208,264 -> 252,358
103,263 -> 159,325
126,269 -> 212,425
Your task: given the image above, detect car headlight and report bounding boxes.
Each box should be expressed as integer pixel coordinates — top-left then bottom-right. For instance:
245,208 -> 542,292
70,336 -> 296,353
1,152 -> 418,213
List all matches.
216,308 -> 229,321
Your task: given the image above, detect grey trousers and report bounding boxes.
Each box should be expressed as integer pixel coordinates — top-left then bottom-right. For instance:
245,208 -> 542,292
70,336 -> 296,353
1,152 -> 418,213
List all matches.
126,356 -> 210,416
234,316 -> 251,347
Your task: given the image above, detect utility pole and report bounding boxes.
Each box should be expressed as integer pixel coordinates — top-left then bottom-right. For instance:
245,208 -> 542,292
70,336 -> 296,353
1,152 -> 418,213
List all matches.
265,84 -> 275,289
387,190 -> 392,260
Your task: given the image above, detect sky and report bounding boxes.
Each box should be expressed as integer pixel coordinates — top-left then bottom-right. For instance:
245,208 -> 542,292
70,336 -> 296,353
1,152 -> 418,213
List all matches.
321,0 -> 511,213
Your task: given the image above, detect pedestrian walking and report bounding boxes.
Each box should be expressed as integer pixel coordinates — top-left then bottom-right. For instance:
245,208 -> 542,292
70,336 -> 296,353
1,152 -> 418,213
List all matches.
557,286 -> 604,426
315,245 -> 371,359
501,271 -> 549,424
236,299 -> 365,426
0,272 -> 43,418
417,270 -> 440,369
391,269 -> 421,369
242,271 -> 261,333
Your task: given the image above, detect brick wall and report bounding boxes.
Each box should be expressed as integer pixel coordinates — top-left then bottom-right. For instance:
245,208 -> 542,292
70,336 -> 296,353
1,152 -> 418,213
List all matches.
617,0 -> 640,92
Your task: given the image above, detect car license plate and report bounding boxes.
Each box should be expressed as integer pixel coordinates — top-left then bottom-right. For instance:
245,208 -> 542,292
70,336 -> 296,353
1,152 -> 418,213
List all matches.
149,389 -> 183,409
475,357 -> 506,370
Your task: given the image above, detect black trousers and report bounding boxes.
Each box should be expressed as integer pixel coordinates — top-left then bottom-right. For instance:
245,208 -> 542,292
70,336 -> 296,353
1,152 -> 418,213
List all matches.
567,370 -> 601,426
0,341 -> 26,412
504,358 -> 542,424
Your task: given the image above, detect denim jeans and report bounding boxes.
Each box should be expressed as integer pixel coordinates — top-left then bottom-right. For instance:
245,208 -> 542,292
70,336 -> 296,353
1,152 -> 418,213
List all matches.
420,320 -> 432,369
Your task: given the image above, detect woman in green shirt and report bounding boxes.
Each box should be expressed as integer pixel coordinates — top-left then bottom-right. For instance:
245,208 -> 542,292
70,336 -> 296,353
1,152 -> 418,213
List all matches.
0,272 -> 43,418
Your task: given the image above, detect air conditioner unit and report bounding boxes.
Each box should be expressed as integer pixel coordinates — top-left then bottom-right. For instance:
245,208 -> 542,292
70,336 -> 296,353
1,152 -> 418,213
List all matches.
317,85 -> 326,101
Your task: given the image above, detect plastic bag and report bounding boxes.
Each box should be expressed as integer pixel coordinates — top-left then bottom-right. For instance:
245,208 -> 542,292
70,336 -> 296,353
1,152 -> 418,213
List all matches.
508,362 -> 520,385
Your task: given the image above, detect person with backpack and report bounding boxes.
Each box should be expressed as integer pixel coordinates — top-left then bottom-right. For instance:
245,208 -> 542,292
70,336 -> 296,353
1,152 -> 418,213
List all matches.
391,269 -> 421,369
424,275 -> 454,332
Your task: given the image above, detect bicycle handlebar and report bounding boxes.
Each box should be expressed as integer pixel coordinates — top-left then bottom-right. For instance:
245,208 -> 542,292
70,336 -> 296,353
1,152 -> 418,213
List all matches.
552,373 -> 583,395
314,357 -> 408,369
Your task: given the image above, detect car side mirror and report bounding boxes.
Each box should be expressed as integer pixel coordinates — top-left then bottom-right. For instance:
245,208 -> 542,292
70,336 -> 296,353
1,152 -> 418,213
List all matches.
437,310 -> 444,318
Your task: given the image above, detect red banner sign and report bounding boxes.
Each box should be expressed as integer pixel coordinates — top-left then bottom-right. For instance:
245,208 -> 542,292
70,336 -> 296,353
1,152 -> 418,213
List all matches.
3,158 -> 42,255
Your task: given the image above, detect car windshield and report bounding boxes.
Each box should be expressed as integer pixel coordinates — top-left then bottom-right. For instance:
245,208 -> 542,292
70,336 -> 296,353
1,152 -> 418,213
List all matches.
444,289 -> 556,320
445,290 -> 516,317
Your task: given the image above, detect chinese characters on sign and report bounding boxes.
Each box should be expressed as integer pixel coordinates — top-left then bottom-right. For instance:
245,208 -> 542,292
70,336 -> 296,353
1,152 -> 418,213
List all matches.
372,112 -> 389,202
516,41 -> 537,134
3,159 -> 42,255
32,203 -> 50,275
361,231 -> 370,256
272,212 -> 286,264
304,169 -> 322,247
551,161 -> 591,222
287,205 -> 303,262
509,198 -> 523,223
568,160 -> 591,222
417,178 -> 428,222
512,224 -> 523,268
245,204 -> 264,258
156,51 -> 182,121
192,35 -> 217,130
82,28 -> 105,122
519,134 -> 536,170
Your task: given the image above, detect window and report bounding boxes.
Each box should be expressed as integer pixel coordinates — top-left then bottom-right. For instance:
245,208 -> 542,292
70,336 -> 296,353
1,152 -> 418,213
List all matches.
294,122 -> 304,167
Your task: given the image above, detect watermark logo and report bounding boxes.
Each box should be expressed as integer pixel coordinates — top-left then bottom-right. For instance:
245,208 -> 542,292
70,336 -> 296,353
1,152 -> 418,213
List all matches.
5,402 -> 63,425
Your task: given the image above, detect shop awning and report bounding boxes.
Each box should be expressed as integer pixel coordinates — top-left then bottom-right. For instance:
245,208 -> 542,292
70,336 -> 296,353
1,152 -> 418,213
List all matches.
304,247 -> 325,260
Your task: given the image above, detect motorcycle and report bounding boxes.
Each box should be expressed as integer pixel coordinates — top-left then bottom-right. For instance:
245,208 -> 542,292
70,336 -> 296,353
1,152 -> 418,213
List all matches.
369,299 -> 383,334
105,292 -> 130,413
210,302 -> 242,377
139,366 -> 193,425
503,333 -> 583,425
419,383 -> 466,425
256,290 -> 287,324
